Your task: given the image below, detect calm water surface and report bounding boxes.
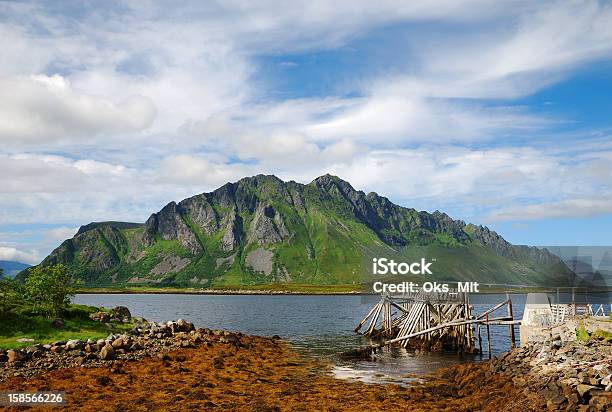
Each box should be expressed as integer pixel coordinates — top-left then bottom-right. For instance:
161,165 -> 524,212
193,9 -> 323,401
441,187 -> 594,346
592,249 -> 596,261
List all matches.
73,293 -> 526,384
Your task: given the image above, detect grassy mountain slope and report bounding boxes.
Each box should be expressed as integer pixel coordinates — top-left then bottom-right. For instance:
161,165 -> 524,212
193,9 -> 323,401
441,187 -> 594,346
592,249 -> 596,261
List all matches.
18,174 -> 574,287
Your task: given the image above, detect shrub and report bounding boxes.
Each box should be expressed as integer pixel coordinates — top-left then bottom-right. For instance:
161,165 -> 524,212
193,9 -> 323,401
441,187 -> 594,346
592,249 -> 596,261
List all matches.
0,278 -> 24,312
23,264 -> 76,318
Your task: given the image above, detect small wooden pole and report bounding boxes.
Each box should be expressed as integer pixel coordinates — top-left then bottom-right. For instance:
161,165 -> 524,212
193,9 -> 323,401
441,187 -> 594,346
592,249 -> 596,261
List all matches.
486,312 -> 491,359
506,293 -> 516,348
478,324 -> 482,354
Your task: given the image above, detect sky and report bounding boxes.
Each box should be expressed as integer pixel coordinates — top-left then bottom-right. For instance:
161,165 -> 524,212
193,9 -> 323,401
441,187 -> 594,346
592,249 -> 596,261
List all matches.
1,0 -> 612,265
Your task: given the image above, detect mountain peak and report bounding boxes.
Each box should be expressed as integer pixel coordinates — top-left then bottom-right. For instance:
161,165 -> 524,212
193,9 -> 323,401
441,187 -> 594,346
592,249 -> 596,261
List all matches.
27,174 -> 574,287
310,174 -> 356,192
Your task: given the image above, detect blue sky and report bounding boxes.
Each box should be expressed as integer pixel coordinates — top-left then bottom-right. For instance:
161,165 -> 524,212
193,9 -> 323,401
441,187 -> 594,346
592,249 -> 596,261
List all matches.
0,0 -> 611,264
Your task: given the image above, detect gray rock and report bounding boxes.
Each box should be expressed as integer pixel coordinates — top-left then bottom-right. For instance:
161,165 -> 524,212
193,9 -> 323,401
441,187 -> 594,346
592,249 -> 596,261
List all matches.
7,349 -> 27,363
66,339 -> 83,350
99,344 -> 116,360
51,318 -> 65,328
577,384 -> 595,397
111,337 -> 128,349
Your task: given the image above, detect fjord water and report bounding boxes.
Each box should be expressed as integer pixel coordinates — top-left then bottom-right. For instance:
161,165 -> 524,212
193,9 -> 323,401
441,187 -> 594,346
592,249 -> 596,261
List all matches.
73,293 -> 526,384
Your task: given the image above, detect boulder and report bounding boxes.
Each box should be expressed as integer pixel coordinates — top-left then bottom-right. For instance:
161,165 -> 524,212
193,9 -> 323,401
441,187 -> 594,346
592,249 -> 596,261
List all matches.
89,311 -> 111,323
111,337 -> 128,349
7,349 -> 27,363
110,306 -> 131,320
24,344 -> 44,354
66,339 -> 84,350
51,318 -> 65,328
577,384 -> 595,397
99,344 -> 116,360
176,319 -> 194,332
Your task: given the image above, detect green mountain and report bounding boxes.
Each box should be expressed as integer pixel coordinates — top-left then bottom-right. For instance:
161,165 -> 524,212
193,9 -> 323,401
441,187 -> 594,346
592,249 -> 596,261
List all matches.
1,261 -> 31,279
19,174 -> 574,288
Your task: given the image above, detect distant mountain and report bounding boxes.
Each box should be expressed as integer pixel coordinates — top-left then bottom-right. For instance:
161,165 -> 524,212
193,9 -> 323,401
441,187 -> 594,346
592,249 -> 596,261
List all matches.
1,260 -> 31,278
18,174 -> 574,287
544,246 -> 612,288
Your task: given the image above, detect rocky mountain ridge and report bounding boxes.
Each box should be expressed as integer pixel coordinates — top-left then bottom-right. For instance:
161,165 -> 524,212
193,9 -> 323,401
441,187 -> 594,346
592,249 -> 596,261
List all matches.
21,174 -> 574,287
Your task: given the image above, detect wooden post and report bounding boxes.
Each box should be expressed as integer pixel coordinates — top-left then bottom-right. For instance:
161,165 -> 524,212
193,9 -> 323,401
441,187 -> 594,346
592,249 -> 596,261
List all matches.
478,324 -> 482,355
506,293 -> 516,348
486,312 -> 491,359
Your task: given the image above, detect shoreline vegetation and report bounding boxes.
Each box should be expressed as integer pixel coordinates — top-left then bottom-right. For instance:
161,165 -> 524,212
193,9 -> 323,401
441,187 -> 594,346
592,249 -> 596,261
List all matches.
74,285 -> 612,295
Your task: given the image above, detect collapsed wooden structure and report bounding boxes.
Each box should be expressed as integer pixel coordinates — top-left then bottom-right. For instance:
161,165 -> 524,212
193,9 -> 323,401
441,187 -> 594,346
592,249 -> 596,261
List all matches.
354,289 -> 519,357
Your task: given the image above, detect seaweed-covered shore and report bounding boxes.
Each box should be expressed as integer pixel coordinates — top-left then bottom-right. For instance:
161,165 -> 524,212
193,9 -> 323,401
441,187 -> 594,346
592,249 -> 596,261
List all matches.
1,320 -> 610,411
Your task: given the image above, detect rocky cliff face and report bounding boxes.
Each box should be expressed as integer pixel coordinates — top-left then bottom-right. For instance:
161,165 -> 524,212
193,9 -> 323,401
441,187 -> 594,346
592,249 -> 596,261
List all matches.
23,174 -> 574,287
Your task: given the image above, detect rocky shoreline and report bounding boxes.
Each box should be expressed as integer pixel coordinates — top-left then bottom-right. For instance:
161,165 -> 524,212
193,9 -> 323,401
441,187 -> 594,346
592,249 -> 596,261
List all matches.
0,317 -> 252,382
1,316 -> 611,411
480,338 -> 612,411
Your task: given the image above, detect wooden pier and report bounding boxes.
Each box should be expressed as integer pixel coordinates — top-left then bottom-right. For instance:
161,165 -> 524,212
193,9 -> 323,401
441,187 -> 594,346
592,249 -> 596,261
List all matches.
354,290 -> 519,357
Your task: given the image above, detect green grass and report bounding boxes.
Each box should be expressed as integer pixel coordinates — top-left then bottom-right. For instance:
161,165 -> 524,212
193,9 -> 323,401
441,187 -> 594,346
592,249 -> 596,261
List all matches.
576,323 -> 590,341
0,305 -> 133,350
590,329 -> 612,340
576,321 -> 612,341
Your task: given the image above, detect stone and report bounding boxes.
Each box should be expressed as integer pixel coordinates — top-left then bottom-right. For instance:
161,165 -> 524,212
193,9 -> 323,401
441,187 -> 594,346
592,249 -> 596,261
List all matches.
24,344 -> 43,354
89,311 -> 111,322
110,306 -> 131,320
51,318 -> 65,328
7,349 -> 27,363
589,377 -> 601,386
577,384 -> 595,397
176,319 -> 190,332
66,340 -> 83,350
111,337 -> 126,349
99,344 -> 116,360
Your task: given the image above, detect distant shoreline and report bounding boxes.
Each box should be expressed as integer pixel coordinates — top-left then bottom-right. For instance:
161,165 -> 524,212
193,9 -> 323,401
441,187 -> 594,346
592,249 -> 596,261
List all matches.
76,288 -> 367,296
74,286 -> 583,296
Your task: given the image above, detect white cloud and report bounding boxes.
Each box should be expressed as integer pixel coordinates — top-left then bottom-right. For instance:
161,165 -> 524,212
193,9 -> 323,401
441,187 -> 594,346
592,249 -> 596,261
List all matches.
45,226 -> 78,242
489,198 -> 612,221
157,155 -> 251,188
0,0 -> 612,256
0,247 -> 39,265
0,75 -> 156,144
0,154 -> 133,193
